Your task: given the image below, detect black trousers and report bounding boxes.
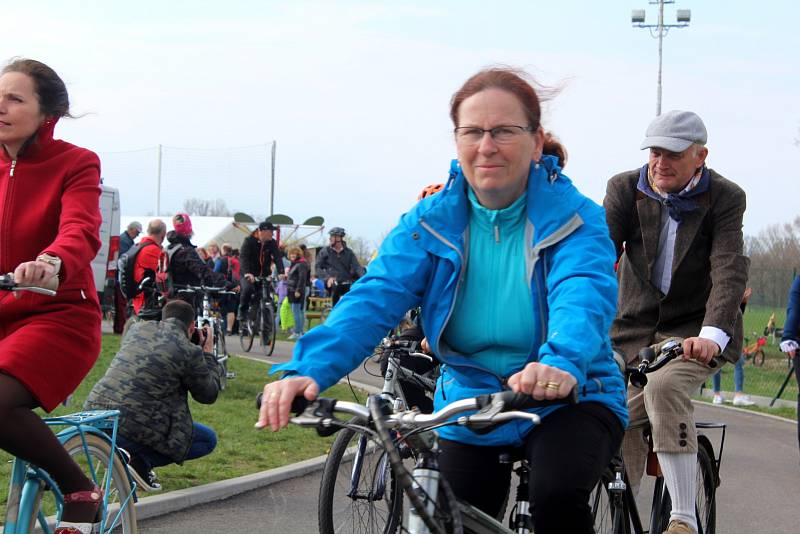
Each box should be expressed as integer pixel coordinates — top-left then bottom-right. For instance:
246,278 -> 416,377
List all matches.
238,277 -> 257,317
438,402 -> 623,534
794,355 -> 800,452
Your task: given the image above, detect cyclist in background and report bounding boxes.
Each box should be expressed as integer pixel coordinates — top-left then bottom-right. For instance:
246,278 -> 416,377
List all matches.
238,220 -> 282,323
315,227 -> 364,306
259,67 -> 626,534
166,213 -> 228,302
0,58 -> 106,533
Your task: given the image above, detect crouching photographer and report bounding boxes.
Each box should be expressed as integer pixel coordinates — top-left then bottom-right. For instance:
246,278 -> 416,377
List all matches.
84,300 -> 221,491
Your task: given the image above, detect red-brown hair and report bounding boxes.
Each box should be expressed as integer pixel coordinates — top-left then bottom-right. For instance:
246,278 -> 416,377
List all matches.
450,67 -> 567,167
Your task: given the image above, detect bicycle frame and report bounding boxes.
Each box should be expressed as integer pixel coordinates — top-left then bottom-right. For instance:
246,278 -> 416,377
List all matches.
3,411 -> 137,534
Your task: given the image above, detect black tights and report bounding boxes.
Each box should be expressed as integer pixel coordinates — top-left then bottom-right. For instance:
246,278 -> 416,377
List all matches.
438,402 -> 623,534
0,373 -> 95,521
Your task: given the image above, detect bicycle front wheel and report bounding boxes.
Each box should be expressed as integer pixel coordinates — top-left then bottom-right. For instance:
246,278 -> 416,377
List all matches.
240,308 -> 256,352
261,304 -> 276,356
590,472 -> 629,534
318,423 -> 402,534
25,433 -> 138,533
753,349 -> 766,367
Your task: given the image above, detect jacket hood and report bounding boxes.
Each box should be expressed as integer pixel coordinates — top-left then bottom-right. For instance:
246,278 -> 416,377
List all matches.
166,230 -> 193,247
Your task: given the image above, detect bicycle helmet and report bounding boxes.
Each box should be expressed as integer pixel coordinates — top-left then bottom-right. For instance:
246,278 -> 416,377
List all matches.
417,183 -> 444,200
328,227 -> 346,237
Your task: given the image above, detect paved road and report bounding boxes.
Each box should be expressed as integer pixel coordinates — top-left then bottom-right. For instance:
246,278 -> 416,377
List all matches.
142,335 -> 800,533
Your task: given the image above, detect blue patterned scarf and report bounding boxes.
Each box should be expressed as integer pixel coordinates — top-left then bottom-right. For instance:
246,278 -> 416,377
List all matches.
637,164 -> 709,223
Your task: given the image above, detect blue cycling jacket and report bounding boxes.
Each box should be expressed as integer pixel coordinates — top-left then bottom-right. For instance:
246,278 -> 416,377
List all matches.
272,155 -> 628,445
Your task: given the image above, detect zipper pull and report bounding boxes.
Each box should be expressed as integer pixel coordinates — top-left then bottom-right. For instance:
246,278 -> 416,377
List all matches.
494,224 -> 500,243
10,160 -> 17,177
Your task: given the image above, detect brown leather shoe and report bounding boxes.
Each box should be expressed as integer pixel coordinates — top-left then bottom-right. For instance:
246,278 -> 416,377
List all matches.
662,520 -> 696,534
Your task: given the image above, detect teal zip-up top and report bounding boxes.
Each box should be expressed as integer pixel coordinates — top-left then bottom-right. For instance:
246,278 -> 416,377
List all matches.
443,189 -> 533,377
272,156 -> 628,446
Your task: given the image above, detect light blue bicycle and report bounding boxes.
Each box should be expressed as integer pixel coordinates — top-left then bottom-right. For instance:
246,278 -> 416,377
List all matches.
1,274 -> 138,533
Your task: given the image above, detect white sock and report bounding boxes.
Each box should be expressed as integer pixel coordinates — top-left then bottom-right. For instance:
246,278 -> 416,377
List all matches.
659,451 -> 698,532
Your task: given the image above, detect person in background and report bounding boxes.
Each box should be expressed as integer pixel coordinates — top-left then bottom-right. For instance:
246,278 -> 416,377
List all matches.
120,221 -> 142,255
0,57 -> 105,533
315,227 -> 364,306
84,300 -> 220,491
114,220 -> 143,332
260,67 -> 626,533
206,241 -> 220,270
165,213 -> 228,301
213,243 -> 237,333
286,245 -> 310,340
131,219 -> 167,317
238,221 -> 282,322
196,246 -> 209,264
712,287 -> 755,406
310,274 -> 327,297
780,275 -> 800,459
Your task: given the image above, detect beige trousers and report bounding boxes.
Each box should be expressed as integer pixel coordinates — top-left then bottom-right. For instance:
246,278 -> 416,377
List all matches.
622,357 -> 721,485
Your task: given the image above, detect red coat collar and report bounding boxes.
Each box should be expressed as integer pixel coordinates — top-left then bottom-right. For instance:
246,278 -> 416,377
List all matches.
0,117 -> 59,163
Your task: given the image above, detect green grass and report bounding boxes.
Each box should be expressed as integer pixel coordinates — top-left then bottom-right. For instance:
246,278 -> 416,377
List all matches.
1,333 -> 365,519
709,305 -> 798,401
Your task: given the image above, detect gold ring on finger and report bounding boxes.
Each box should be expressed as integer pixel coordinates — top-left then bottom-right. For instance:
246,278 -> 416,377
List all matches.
536,381 -> 548,388
545,382 -> 561,390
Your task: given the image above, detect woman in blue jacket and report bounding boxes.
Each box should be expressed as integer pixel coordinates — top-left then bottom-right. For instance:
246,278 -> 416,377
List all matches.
258,67 -> 627,533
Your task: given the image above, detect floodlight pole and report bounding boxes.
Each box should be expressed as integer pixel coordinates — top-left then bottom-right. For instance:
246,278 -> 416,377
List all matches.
269,141 -> 276,216
632,0 -> 691,116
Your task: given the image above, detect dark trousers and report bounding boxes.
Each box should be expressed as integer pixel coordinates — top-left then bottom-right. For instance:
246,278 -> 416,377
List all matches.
116,422 -> 217,471
330,282 -> 351,306
794,355 -> 800,452
438,402 -> 623,534
238,277 -> 257,318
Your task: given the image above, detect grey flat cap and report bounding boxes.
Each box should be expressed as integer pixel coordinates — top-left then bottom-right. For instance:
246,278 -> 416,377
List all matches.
640,110 -> 707,152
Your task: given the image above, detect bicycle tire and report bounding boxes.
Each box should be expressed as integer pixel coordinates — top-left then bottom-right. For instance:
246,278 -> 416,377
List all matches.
590,471 -> 630,534
24,433 -> 138,533
240,308 -> 256,352
261,304 -> 276,356
215,323 -> 227,391
652,446 -> 717,534
318,422 -> 402,534
753,349 -> 765,367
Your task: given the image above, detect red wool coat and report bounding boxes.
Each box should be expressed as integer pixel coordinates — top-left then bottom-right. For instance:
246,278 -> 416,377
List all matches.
0,120 -> 102,411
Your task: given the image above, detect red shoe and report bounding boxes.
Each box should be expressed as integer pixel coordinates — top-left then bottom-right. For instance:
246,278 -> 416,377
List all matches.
54,484 -> 103,534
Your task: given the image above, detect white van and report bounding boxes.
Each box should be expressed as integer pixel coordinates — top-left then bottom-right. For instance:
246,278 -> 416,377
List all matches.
92,184 -> 121,312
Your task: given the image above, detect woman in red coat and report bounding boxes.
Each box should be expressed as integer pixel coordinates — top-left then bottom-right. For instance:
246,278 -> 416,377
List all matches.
0,58 -> 104,533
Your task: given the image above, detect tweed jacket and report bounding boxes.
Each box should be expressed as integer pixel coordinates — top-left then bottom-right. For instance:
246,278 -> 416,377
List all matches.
604,167 -> 749,364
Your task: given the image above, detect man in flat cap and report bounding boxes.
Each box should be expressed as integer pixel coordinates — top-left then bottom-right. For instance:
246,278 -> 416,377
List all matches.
604,111 -> 748,534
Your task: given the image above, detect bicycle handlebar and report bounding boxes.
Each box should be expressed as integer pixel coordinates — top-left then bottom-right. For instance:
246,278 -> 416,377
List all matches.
0,273 -> 57,296
256,387 -> 578,434
627,340 -> 718,388
173,284 -> 237,295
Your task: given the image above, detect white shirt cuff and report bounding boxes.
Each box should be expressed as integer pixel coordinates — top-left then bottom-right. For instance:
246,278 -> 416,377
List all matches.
699,326 -> 730,354
780,340 -> 798,353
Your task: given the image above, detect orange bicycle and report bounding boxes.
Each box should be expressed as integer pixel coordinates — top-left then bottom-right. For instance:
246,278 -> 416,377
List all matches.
742,332 -> 766,366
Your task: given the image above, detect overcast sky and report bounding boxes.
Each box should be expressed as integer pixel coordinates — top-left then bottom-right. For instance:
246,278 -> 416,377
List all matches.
6,0 -> 799,247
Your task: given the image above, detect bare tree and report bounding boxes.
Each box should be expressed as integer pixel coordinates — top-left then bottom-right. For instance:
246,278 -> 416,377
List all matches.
345,235 -> 375,266
746,216 -> 800,307
182,198 -> 232,217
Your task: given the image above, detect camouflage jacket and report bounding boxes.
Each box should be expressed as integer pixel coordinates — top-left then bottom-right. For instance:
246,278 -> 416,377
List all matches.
84,317 -> 221,462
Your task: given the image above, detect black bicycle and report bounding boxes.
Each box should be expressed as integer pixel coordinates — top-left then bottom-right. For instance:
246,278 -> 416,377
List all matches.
590,341 -> 725,534
240,275 -> 277,356
175,284 -> 237,390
